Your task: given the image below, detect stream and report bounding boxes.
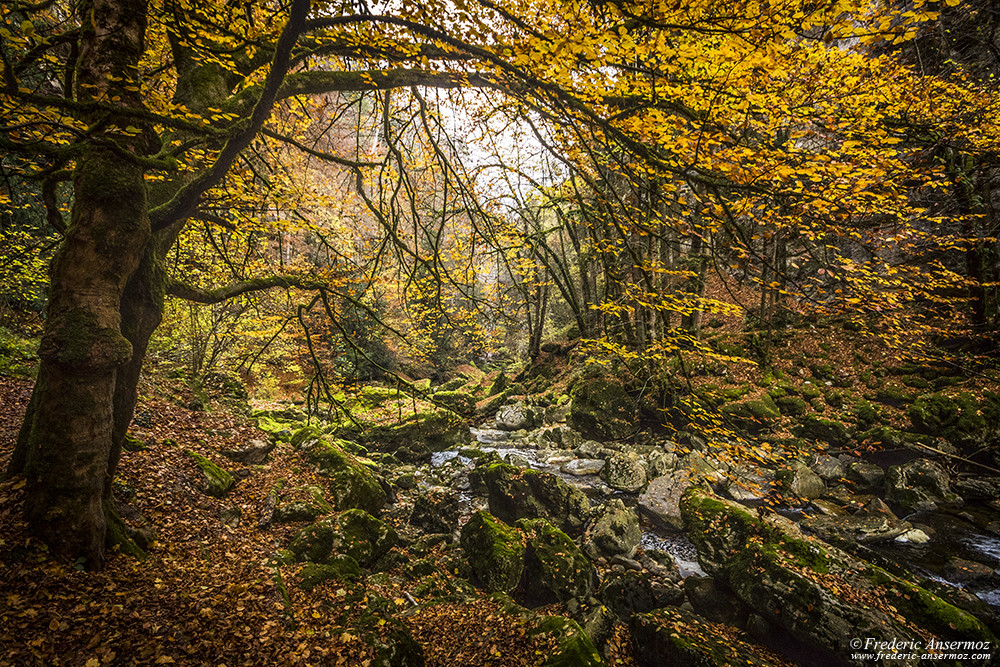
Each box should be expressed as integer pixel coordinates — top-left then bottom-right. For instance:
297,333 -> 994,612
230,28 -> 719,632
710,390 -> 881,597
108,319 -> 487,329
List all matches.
428,424 -> 1000,609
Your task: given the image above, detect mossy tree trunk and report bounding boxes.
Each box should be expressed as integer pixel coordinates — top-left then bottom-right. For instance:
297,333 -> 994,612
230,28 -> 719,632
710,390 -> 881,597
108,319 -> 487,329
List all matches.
15,0 -> 152,569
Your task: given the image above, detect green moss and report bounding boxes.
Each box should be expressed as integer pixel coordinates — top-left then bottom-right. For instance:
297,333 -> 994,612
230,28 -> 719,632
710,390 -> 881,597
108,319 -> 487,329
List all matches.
337,509 -> 398,567
793,414 -> 851,446
517,518 -> 594,604
187,451 -> 234,497
460,510 -> 525,593
530,617 -> 602,667
297,557 -> 362,591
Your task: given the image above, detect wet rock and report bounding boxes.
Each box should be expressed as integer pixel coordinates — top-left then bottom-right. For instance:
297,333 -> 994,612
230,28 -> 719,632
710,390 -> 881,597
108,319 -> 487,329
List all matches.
810,453 -> 845,482
681,488 -> 995,664
723,466 -> 773,502
638,470 -> 694,531
776,460 -> 825,499
599,569 -> 683,620
954,477 -> 1000,501
894,528 -> 931,544
274,501 -> 325,523
944,557 -> 996,584
516,518 -> 595,606
602,452 -> 647,492
477,462 -> 590,536
646,449 -> 677,478
802,497 -> 912,543
561,459 -> 605,476
583,499 -> 640,559
846,461 -> 885,493
409,486 -> 460,534
884,458 -> 960,512
220,438 -> 275,465
460,510 -> 525,593
683,575 -> 747,626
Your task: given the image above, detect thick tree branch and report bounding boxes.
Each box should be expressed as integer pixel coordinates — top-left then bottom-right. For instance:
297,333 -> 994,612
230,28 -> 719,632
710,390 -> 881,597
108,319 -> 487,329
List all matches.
165,275 -> 324,304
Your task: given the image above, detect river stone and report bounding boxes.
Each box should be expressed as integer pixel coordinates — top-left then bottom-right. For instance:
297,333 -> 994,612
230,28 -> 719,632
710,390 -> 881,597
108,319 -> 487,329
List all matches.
846,461 -> 885,492
954,477 -> 1000,501
944,557 -> 996,584
583,499 -> 641,559
885,458 -> 961,512
724,465 -> 773,502
894,528 -> 931,544
646,449 -> 677,478
334,509 -> 399,567
810,453 -> 845,481
294,435 -> 387,514
776,461 -> 825,499
638,470 -> 694,531
602,452 -> 647,492
569,377 -> 635,440
477,462 -> 590,536
561,459 -> 605,476
409,486 -> 460,533
683,576 -> 747,625
460,510 -> 525,593
516,518 -> 595,606
802,497 -> 912,543
681,488 -> 995,664
496,401 -> 533,431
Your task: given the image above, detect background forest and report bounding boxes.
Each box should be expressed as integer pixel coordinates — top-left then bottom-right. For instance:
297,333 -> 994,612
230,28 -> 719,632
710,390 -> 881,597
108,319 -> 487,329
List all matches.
2,0 -> 1000,664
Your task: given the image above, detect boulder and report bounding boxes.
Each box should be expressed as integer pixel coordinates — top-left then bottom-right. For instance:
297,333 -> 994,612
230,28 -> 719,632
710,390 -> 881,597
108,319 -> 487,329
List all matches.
294,433 -> 387,514
683,575 -> 748,625
723,465 -> 773,502
681,488 -> 995,665
297,557 -> 362,591
561,459 -> 605,476
460,511 -> 525,593
776,460 -> 825,499
810,453 -> 845,482
569,377 -> 635,440
802,498 -> 913,543
496,401 -> 534,431
527,616 -> 602,667
477,462 -> 589,536
598,570 -> 683,620
638,470 -> 694,530
631,606 -> 789,667
719,395 -> 780,434
409,486 -> 460,534
187,451 -> 234,498
583,499 -> 641,559
287,509 -> 397,568
885,458 -> 960,512
846,461 -> 885,493
793,414 -> 851,446
602,452 -> 647,492
517,518 -> 595,606
220,438 -> 274,465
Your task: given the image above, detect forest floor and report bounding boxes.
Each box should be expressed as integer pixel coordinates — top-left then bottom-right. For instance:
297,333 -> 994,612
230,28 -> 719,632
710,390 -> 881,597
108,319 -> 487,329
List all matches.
0,375 -> 618,667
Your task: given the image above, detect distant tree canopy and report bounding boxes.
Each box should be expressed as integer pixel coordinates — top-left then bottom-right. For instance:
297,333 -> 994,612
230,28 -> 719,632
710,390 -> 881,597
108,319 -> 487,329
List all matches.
1,0 -> 998,566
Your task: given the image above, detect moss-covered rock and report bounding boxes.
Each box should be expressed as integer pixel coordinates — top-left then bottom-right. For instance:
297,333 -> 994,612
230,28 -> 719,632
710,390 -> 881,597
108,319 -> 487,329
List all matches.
775,395 -> 808,416
908,392 -> 988,446
631,606 -> 785,667
529,616 -> 602,667
569,377 -> 635,440
337,509 -> 399,567
719,394 -> 780,434
477,462 -> 589,536
294,434 -> 387,514
601,452 -> 647,492
516,518 -> 595,606
460,510 -> 525,593
409,486 -> 460,533
287,510 -> 397,568
776,460 -> 825,499
431,389 -> 476,416
187,451 -> 234,498
599,569 -> 684,620
681,488 -> 995,665
583,498 -> 641,559
884,459 -> 960,512
297,557 -> 362,591
793,414 -> 851,446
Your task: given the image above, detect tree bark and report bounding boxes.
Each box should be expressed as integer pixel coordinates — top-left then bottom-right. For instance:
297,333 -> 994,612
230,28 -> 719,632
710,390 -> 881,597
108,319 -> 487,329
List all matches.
19,0 -> 151,569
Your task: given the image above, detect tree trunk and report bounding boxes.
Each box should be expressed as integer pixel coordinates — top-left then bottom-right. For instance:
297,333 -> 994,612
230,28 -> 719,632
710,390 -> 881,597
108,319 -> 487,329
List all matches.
16,0 -> 150,569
